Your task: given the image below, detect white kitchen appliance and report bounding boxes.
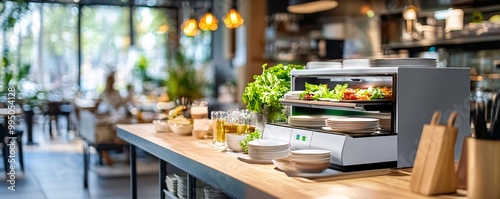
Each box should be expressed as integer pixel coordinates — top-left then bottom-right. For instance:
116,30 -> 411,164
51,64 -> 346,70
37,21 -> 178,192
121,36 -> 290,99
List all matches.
263,66 -> 470,170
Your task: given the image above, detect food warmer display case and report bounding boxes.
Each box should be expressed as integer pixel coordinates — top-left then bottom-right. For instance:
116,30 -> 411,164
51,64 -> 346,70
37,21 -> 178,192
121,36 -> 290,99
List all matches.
262,67 -> 470,170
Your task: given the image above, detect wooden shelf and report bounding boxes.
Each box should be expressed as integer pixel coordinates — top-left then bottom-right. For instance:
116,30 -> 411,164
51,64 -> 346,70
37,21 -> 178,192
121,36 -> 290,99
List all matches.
279,98 -> 393,112
382,34 -> 500,50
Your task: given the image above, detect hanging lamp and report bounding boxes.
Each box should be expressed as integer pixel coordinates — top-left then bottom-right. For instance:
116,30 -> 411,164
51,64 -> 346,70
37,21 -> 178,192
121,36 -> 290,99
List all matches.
182,17 -> 199,36
223,0 -> 244,29
181,1 -> 199,37
287,0 -> 338,14
199,10 -> 218,31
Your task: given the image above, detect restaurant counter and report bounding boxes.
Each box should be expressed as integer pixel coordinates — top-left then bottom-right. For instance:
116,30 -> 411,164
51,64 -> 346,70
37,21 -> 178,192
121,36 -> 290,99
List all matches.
117,124 -> 466,199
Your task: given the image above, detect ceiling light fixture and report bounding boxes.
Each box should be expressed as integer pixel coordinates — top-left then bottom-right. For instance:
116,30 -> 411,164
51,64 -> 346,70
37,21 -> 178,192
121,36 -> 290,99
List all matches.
287,0 -> 338,14
199,9 -> 218,31
181,0 -> 198,37
182,17 -> 199,37
223,0 -> 244,29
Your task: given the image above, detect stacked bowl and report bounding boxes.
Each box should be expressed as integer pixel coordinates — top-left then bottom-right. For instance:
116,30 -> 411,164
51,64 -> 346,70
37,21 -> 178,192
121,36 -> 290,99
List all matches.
290,149 -> 331,173
248,139 -> 290,162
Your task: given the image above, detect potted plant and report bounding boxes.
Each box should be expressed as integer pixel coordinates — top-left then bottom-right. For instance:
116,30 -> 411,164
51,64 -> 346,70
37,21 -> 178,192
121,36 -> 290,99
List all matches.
242,63 -> 303,124
164,52 -> 206,102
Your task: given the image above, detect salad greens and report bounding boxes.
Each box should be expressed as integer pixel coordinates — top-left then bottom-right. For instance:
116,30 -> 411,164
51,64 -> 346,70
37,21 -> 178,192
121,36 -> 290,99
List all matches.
299,83 -> 390,100
240,130 -> 261,153
368,87 -> 384,100
242,63 -> 304,122
300,83 -> 347,100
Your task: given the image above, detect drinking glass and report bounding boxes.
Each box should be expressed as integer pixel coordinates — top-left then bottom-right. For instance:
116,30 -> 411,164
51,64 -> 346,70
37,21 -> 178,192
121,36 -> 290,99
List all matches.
236,109 -> 254,134
224,109 -> 240,135
211,111 -> 227,146
191,100 -> 208,119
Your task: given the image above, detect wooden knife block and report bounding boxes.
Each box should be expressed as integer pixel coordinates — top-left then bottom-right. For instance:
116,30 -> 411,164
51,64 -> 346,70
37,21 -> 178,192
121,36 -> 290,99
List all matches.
410,112 -> 458,195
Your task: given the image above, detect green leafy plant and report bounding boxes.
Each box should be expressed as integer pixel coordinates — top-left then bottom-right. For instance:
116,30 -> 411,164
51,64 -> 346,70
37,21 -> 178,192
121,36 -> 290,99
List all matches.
242,63 -> 303,122
133,55 -> 151,82
164,52 -> 206,101
240,130 -> 261,153
0,1 -> 30,30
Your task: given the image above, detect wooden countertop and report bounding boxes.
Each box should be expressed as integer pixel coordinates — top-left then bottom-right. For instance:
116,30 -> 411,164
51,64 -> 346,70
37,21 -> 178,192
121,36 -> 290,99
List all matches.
117,123 -> 466,199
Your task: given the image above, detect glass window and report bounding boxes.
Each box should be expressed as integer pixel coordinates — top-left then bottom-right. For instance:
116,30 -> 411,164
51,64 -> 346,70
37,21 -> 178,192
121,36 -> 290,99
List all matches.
1,3 -> 78,101
40,4 -> 79,92
132,7 -> 176,89
80,5 -> 130,92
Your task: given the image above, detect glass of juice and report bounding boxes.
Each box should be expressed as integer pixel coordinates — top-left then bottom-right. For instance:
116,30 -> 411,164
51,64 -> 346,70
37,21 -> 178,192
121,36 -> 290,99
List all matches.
211,111 -> 227,146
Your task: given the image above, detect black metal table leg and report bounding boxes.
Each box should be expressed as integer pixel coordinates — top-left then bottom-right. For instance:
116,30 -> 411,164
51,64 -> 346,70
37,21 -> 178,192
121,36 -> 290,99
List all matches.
24,110 -> 37,145
187,173 -> 196,199
83,143 -> 88,189
159,159 -> 166,199
129,144 -> 137,199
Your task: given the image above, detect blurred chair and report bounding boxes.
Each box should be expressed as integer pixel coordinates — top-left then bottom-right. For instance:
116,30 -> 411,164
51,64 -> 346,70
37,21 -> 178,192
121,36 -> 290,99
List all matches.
79,109 -> 129,189
0,124 -> 24,175
44,102 -> 72,138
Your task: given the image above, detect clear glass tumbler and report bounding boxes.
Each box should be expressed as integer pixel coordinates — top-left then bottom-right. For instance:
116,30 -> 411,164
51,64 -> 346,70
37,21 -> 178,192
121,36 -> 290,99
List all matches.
211,111 -> 227,146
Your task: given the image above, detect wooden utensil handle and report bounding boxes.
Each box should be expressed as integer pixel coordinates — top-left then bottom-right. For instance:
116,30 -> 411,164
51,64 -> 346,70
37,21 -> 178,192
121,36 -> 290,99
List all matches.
431,112 -> 441,125
448,112 -> 458,127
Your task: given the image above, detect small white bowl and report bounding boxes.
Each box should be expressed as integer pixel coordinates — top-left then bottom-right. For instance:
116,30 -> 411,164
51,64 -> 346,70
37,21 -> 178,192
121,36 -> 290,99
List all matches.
153,119 -> 170,133
294,161 -> 330,173
226,134 -> 246,152
168,122 -> 192,135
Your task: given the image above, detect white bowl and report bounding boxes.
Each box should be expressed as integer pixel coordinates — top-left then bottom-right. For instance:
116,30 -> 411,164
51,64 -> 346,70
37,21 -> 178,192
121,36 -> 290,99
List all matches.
153,120 -> 171,133
226,134 -> 246,152
293,158 -> 331,164
294,161 -> 330,173
168,122 -> 192,135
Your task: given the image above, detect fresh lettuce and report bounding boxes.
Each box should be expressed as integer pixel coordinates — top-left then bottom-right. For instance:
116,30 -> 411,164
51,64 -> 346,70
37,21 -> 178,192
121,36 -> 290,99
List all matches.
242,64 -> 304,122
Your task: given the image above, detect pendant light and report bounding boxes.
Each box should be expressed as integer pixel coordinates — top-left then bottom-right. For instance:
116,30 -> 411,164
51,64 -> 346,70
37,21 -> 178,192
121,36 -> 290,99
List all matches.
287,0 -> 338,14
401,0 -> 418,41
223,0 -> 244,29
182,17 -> 199,36
199,0 -> 218,31
181,1 -> 198,37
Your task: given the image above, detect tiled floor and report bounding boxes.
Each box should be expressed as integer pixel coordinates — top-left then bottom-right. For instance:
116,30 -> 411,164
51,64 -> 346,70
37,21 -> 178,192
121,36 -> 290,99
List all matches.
0,116 -> 159,199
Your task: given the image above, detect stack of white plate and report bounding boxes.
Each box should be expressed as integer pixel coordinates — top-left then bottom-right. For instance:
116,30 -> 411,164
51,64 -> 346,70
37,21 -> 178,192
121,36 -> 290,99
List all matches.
204,186 -> 230,199
357,114 -> 391,131
284,91 -> 304,100
323,117 -> 380,134
288,115 -> 342,127
306,61 -> 342,69
342,59 -> 375,68
374,58 -> 436,67
248,139 -> 290,161
165,175 -> 177,195
175,173 -> 188,199
291,149 -> 331,173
